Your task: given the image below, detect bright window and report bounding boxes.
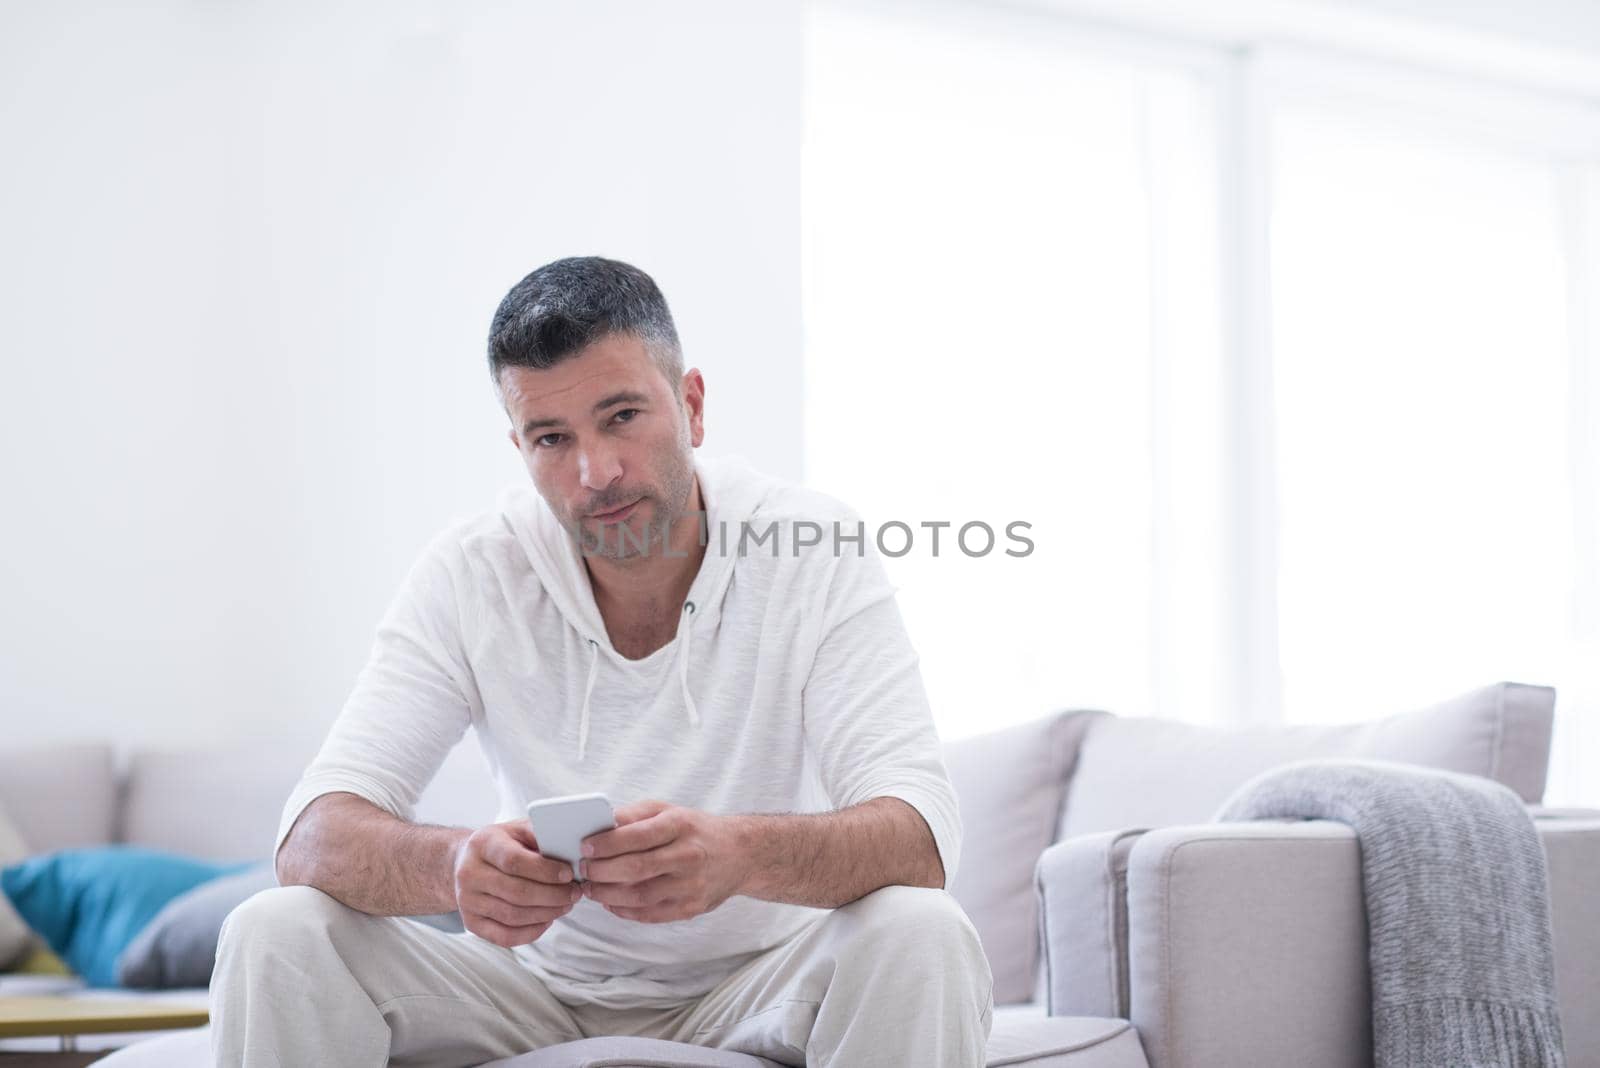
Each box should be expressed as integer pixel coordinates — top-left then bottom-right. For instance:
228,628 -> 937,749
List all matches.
803,2 -> 1224,738
803,2 -> 1600,804
1272,100 -> 1576,722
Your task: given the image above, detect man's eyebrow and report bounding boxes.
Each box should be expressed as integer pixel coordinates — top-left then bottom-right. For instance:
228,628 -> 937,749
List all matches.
521,390 -> 652,436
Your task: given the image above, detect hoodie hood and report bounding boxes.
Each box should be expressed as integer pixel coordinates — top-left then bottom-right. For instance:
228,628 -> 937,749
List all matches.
496,451 -> 777,761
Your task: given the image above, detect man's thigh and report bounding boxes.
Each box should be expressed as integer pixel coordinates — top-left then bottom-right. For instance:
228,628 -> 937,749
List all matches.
650,886 -> 990,1066
213,885 -> 584,1067
377,924 -> 586,1065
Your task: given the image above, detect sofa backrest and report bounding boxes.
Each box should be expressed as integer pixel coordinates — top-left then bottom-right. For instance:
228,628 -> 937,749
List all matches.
1056,681 -> 1556,840
0,743 -> 117,854
938,680 -> 1556,1007
4,681 -> 1555,1009
0,737 -> 501,862
119,742 -> 316,861
119,739 -> 502,862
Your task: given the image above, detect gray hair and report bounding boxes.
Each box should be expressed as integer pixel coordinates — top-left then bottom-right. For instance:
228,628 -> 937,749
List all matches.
487,256 -> 684,395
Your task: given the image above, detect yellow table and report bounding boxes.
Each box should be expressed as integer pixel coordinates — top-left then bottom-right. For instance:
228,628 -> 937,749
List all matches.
0,996 -> 209,1052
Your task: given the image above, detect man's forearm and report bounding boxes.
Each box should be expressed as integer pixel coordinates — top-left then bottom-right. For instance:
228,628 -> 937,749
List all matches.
275,792 -> 468,916
730,796 -> 944,909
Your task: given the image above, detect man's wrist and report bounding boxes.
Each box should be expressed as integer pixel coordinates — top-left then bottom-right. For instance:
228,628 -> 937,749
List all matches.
723,813 -> 762,899
436,827 -> 472,912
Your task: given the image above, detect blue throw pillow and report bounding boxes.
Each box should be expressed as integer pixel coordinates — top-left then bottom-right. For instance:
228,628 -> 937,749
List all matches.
0,846 -> 252,988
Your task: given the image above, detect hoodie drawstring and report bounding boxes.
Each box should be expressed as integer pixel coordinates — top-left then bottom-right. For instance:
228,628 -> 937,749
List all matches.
575,600 -> 699,762
578,638 -> 599,762
678,600 -> 700,729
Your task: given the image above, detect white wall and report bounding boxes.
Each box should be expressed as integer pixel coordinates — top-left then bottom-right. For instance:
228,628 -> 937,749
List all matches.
0,0 -> 802,755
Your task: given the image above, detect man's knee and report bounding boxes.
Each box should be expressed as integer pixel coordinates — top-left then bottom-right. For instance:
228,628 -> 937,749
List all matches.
826,886 -> 993,1033
218,885 -> 365,963
835,885 -> 985,968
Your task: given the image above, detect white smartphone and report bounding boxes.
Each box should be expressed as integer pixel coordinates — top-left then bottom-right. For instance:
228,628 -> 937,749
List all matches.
525,793 -> 617,876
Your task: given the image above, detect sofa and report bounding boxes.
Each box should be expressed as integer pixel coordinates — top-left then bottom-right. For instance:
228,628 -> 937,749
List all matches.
2,680 -> 1595,1067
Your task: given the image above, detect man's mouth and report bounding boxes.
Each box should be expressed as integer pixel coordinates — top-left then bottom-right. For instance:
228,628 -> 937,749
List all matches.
587,498 -> 642,522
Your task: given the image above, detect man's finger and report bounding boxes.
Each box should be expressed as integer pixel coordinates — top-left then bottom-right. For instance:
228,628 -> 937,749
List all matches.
501,819 -> 540,848
612,799 -> 672,826
466,915 -> 551,949
482,835 -> 575,884
583,873 -> 678,909
473,869 -> 584,910
583,841 -> 678,883
461,891 -> 575,929
583,811 -> 677,861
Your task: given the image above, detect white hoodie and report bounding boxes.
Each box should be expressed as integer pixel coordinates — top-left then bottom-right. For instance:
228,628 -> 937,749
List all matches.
273,451 -> 961,1009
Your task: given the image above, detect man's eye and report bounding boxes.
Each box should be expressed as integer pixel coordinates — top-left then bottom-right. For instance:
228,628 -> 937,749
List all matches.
535,433 -> 563,449
613,408 -> 639,424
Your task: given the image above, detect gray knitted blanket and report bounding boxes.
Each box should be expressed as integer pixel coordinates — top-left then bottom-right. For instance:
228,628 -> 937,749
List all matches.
1215,759 -> 1565,1068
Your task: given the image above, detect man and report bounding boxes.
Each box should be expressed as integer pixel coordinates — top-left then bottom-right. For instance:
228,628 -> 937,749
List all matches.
211,257 -> 993,1067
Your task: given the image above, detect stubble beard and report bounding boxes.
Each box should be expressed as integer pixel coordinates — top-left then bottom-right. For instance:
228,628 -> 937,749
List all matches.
580,441 -> 695,563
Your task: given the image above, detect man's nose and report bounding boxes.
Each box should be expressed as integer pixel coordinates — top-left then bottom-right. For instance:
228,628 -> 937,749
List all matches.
577,440 -> 622,492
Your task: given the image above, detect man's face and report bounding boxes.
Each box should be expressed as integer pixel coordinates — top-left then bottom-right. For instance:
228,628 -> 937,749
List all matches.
502,332 -> 704,561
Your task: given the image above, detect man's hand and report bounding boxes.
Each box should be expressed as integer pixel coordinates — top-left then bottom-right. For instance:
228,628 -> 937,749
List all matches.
453,819 -> 583,948
580,800 -> 749,924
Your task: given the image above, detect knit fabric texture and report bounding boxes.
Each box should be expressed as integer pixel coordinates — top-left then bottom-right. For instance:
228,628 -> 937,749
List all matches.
1215,759 -> 1565,1068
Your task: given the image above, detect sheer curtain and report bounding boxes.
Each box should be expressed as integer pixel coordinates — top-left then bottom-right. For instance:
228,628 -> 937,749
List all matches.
802,1 -> 1600,804
1265,78 -> 1600,805
802,1 -> 1225,738
1273,103 -> 1573,720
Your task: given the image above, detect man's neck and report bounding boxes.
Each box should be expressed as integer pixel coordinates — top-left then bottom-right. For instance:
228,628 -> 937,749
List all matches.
583,478 -> 707,641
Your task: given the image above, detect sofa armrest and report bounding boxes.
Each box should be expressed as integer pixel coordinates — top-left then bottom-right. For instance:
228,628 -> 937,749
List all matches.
1035,829 -> 1149,1018
1115,815 -> 1600,1068
1537,814 -> 1600,1067
1122,820 -> 1370,1068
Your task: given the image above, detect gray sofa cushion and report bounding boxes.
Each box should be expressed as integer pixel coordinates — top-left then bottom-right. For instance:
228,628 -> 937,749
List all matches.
943,711 -> 1101,1005
118,865 -> 281,988
1058,681 -> 1555,839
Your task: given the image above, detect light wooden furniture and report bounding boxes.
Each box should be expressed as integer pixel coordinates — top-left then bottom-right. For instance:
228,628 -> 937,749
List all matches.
0,999 -> 207,1053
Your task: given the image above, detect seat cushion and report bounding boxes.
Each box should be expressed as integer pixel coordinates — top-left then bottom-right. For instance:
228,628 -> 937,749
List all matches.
87,1012 -> 1149,1067
984,1006 -> 1147,1067
477,1009 -> 1145,1067
88,1029 -> 785,1067
477,1036 -> 787,1066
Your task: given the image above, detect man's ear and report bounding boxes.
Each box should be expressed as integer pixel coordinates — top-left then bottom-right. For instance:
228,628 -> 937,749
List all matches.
681,368 -> 706,448
506,426 -> 520,451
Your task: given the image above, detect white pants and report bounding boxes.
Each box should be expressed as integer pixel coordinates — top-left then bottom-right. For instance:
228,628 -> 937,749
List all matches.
210,884 -> 993,1068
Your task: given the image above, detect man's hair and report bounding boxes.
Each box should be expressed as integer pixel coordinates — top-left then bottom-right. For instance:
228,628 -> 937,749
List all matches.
487,256 -> 683,395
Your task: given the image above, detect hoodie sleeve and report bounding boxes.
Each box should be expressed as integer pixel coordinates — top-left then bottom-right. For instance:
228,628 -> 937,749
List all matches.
799,527 -> 962,889
273,532 -> 477,877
